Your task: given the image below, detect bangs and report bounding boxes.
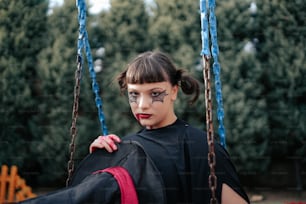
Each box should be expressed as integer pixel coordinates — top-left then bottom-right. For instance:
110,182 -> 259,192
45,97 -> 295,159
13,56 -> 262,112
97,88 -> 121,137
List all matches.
125,56 -> 169,84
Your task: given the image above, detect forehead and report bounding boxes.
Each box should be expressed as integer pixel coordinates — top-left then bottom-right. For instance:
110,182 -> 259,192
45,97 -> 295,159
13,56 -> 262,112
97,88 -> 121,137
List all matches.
127,82 -> 171,91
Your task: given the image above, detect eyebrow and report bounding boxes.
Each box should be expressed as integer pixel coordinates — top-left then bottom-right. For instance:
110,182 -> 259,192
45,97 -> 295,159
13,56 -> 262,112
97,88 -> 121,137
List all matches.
127,87 -> 165,92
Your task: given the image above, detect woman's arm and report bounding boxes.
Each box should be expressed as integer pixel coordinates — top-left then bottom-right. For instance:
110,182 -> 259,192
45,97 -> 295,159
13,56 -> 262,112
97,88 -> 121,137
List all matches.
221,184 -> 248,204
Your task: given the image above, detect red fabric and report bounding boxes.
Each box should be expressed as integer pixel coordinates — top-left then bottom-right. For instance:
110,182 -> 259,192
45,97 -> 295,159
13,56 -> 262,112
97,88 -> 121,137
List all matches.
93,167 -> 139,204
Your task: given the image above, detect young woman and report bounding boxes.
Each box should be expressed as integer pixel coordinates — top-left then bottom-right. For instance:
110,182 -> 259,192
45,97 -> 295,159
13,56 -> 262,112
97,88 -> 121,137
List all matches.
90,51 -> 250,204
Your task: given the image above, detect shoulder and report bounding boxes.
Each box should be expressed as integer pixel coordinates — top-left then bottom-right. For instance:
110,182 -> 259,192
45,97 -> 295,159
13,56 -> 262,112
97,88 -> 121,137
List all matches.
178,119 -> 203,133
182,120 -> 207,143
122,132 -> 140,140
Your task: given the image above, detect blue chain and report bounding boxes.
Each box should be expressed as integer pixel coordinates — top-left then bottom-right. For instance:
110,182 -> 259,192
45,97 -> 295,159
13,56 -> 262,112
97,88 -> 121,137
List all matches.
76,0 -> 108,135
200,0 -> 226,148
200,0 -> 210,56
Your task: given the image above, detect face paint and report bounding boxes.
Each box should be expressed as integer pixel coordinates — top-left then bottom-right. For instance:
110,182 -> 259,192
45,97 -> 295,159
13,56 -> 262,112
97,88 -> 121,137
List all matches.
128,90 -> 168,104
151,90 -> 168,103
128,92 -> 138,104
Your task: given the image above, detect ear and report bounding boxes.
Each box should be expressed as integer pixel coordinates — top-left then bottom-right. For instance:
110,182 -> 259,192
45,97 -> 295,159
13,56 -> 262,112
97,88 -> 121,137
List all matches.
170,85 -> 179,101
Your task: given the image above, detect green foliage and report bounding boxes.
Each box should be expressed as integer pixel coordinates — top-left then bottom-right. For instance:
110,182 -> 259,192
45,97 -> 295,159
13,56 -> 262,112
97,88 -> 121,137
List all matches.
0,0 -> 48,178
32,0 -> 105,186
216,0 -> 270,173
217,0 -> 306,173
96,0 -> 150,57
149,0 -> 200,65
256,0 -> 306,159
87,0 -> 152,137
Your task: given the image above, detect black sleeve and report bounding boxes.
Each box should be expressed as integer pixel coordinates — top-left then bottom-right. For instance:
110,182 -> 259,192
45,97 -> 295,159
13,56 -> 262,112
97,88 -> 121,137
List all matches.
19,142 -> 167,204
19,173 -> 120,204
215,144 -> 250,203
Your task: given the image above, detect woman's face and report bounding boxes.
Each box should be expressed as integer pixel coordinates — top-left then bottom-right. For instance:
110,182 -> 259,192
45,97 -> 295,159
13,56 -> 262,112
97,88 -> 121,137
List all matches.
127,81 -> 178,129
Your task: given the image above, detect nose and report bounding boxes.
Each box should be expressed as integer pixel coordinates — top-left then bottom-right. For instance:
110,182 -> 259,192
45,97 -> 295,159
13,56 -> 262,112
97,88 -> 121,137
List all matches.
138,95 -> 150,109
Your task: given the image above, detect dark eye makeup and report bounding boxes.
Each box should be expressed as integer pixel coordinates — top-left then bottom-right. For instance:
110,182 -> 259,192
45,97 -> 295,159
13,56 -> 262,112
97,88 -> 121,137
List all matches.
128,90 -> 168,104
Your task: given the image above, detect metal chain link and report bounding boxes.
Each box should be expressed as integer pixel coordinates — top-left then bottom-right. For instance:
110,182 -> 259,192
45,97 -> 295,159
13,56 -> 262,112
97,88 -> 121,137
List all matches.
202,56 -> 218,204
77,0 -> 108,136
66,55 -> 83,187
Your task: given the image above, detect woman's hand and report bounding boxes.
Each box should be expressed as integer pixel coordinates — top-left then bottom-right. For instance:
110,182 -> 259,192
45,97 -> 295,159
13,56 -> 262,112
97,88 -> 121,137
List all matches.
89,134 -> 121,153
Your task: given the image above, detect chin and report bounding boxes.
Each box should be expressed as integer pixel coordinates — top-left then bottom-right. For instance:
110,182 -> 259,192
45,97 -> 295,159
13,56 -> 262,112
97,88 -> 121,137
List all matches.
140,121 -> 154,127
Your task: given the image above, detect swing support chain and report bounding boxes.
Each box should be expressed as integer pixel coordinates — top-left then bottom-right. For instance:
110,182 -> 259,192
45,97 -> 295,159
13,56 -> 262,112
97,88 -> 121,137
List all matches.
66,55 -> 83,187
202,55 -> 218,204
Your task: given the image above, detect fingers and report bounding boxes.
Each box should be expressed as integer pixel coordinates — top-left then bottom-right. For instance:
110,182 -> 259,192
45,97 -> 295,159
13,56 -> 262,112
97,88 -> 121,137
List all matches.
101,134 -> 121,152
108,134 -> 121,143
89,134 -> 121,153
89,137 -> 104,153
102,136 -> 117,152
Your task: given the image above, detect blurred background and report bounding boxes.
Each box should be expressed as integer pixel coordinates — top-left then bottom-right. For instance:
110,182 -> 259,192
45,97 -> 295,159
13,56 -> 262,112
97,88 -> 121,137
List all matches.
0,0 -> 305,203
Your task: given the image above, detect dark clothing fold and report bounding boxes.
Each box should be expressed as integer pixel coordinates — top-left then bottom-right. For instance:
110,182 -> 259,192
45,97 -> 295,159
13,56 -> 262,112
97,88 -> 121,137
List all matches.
124,119 -> 250,203
19,141 -> 166,204
19,119 -> 249,204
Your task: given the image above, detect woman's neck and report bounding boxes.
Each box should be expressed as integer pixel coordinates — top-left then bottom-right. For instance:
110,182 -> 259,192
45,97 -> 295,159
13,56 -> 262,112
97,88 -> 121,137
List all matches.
145,115 -> 177,130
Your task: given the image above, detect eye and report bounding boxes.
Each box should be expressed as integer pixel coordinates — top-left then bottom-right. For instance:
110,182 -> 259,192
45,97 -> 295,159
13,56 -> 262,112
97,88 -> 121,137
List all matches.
151,90 -> 168,103
128,91 -> 139,103
128,91 -> 138,97
151,92 -> 161,97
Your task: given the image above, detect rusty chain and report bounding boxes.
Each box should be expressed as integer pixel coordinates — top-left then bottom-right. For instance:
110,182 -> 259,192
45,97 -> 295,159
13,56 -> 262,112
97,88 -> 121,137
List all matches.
202,56 -> 218,204
66,55 -> 82,187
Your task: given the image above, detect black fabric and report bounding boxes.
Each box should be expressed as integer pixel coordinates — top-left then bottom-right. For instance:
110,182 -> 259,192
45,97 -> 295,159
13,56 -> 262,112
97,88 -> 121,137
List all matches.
19,141 -> 166,204
19,173 -> 120,204
19,119 -> 249,204
124,119 -> 250,204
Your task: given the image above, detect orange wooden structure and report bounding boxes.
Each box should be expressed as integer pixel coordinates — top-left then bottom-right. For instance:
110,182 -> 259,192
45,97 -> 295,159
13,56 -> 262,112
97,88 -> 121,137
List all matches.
0,165 -> 36,204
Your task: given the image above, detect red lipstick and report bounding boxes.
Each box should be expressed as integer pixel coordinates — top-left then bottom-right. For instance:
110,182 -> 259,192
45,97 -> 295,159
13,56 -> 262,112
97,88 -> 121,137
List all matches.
136,114 -> 151,120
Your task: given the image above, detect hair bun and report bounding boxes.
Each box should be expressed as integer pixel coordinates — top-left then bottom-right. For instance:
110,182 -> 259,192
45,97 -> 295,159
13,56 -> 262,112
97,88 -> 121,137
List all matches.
175,70 -> 183,83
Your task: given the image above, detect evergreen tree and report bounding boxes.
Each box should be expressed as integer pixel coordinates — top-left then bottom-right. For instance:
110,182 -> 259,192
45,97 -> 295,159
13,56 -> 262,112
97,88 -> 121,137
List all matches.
0,0 -> 48,181
258,0 -> 306,160
96,0 -> 151,58
216,0 -> 270,174
217,0 -> 306,180
88,0 -> 152,137
149,0 -> 201,69
257,0 -> 306,187
33,0 -> 100,186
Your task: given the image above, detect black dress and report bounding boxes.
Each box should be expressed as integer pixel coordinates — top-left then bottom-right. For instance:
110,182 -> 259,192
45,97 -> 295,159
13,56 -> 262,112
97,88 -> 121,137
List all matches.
19,119 -> 249,204
124,119 -> 250,204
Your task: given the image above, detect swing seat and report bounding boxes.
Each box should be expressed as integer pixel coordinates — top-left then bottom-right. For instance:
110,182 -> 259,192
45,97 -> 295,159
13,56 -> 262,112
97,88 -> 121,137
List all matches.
0,165 -> 36,204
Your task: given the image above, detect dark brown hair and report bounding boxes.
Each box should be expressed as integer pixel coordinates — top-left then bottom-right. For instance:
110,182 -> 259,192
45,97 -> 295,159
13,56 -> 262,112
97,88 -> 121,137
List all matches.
117,51 -> 200,104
